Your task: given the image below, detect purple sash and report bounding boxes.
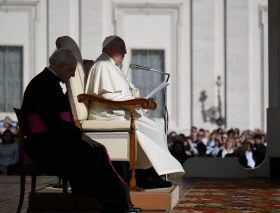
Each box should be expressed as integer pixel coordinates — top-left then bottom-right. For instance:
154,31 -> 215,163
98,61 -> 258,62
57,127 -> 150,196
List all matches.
28,112 -> 71,134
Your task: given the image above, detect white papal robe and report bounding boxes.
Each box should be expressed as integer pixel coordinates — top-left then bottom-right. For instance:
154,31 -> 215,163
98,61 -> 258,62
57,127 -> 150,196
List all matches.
85,53 -> 184,180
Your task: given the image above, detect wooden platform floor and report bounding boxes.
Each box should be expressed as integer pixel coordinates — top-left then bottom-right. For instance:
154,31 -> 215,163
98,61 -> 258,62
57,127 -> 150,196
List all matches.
0,176 -> 200,213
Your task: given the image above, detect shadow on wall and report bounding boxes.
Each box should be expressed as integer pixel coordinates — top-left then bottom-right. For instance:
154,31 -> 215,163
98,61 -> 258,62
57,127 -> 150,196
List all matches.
198,75 -> 226,127
199,90 -> 225,127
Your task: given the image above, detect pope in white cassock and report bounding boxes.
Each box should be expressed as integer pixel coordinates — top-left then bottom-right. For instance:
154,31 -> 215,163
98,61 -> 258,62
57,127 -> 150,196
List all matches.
85,36 -> 185,181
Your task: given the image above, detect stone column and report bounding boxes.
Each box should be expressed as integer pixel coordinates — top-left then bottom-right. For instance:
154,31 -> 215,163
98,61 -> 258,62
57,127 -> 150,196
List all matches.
267,0 -> 280,159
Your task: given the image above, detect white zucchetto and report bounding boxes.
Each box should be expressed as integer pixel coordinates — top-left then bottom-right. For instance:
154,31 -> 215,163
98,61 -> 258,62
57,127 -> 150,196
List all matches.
102,35 -> 118,49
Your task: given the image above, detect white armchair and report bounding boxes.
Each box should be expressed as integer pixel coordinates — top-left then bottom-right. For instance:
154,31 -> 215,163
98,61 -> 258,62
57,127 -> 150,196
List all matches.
55,36 -> 157,191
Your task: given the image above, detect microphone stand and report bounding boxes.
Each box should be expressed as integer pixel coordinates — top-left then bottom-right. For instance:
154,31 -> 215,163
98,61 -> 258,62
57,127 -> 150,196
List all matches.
129,64 -> 170,135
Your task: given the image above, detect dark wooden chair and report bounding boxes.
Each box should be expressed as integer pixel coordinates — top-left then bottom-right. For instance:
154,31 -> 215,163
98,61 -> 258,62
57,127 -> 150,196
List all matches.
14,108 -> 69,213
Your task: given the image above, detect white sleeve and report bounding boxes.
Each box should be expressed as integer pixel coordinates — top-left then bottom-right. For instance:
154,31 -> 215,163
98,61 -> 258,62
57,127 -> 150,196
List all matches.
101,92 -> 135,101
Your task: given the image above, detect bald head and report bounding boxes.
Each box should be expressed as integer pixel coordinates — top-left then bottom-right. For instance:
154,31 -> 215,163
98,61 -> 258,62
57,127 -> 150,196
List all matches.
49,48 -> 77,83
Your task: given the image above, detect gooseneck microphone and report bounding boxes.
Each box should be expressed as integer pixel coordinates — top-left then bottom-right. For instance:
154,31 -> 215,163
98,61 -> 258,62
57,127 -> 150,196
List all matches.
129,63 -> 169,134
129,64 -> 170,82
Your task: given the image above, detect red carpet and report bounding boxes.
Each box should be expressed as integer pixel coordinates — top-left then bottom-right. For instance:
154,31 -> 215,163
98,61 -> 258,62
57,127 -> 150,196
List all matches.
170,179 -> 280,213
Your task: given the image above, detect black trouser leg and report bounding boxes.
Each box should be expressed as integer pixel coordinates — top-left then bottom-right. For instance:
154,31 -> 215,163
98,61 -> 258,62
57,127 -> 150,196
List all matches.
112,161 -> 129,184
67,144 -> 131,205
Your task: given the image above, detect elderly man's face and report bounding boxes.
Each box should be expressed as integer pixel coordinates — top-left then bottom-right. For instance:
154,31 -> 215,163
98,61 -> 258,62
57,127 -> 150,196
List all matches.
58,56 -> 77,83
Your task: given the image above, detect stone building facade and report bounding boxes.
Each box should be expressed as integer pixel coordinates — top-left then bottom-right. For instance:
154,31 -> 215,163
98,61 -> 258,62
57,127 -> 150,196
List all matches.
0,0 -> 268,134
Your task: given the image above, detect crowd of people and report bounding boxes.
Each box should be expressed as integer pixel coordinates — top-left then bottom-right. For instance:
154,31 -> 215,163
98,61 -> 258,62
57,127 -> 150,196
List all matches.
0,116 -> 20,175
168,127 -> 267,169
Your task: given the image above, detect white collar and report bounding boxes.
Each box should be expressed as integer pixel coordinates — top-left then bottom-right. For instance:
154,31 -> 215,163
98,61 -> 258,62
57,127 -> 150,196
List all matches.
103,53 -> 115,64
102,53 -> 122,68
222,148 -> 234,158
47,67 -> 58,77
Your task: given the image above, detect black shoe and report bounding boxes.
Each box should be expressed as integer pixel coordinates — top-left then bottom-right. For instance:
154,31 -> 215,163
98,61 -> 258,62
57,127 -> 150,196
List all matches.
147,177 -> 173,189
135,169 -> 149,189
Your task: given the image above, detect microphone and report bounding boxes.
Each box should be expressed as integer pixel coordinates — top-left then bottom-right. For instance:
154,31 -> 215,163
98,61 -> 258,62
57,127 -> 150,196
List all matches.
129,63 -> 170,134
129,64 -> 170,82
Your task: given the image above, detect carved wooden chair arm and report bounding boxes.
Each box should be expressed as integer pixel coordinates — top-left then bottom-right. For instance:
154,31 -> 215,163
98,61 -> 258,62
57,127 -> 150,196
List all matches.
77,94 -> 157,110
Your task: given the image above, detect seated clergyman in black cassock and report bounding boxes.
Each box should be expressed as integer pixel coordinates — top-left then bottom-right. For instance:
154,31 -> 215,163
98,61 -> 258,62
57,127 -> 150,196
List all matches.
21,48 -> 141,213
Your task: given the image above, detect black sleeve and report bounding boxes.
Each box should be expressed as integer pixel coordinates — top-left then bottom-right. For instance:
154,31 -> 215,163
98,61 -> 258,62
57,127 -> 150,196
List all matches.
36,82 -> 63,128
36,82 -> 82,140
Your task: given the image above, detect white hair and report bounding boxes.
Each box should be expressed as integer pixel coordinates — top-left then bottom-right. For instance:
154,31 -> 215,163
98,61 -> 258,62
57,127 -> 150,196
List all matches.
49,48 -> 75,65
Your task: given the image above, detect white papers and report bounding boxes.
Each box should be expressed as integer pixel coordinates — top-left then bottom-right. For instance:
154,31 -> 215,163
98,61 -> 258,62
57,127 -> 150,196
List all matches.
145,80 -> 169,99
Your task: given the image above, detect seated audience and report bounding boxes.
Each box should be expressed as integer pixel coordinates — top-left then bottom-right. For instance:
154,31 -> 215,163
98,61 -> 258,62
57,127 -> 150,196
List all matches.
190,126 -> 197,141
0,117 -> 12,134
167,131 -> 177,150
163,126 -> 266,169
198,129 -> 208,145
263,134 -> 267,146
9,126 -> 18,135
239,141 -> 256,169
253,134 -> 266,167
197,142 -> 207,157
220,133 -> 228,149
234,128 -> 240,136
171,140 -> 188,165
227,129 -> 235,138
0,130 -> 19,175
217,138 -> 235,158
212,139 -> 221,157
207,131 -> 216,147
183,136 -> 195,157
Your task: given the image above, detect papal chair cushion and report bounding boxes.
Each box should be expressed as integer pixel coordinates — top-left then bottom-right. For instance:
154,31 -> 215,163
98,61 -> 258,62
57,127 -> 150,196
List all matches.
81,120 -> 138,131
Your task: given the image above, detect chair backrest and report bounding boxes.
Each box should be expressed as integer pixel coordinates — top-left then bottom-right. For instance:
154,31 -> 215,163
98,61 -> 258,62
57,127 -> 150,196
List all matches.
55,36 -> 88,122
13,108 -> 38,174
13,108 -> 25,168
